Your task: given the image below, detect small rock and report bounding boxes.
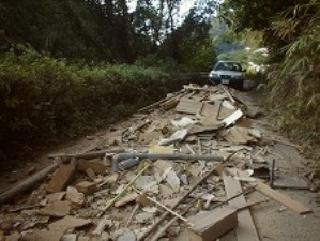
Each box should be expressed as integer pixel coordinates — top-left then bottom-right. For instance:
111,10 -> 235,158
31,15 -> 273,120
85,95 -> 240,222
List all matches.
117,229 -> 136,241
61,234 -> 77,241
66,186 -> 86,206
167,226 -> 181,237
166,170 -> 180,193
76,181 -> 97,195
180,174 -> 188,185
135,212 -> 154,224
135,176 -> 158,194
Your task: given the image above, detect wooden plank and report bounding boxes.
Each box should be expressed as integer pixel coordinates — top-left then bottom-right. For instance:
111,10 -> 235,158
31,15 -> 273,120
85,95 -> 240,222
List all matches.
0,164 -> 57,204
223,174 -> 260,241
256,181 -> 312,214
176,98 -> 202,115
46,160 -> 77,193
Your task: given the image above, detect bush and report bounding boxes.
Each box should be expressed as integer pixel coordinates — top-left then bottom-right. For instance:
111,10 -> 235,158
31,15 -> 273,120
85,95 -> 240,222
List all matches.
0,51 -> 186,161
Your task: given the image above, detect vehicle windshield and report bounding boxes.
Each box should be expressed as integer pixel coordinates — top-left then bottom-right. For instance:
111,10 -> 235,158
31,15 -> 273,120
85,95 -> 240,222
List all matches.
214,62 -> 242,72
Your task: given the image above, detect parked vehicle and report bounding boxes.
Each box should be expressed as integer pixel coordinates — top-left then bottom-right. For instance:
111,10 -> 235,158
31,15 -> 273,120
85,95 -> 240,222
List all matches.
209,61 -> 246,89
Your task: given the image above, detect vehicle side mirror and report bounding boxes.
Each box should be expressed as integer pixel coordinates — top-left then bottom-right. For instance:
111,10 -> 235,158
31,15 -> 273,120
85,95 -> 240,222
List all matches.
242,69 -> 247,73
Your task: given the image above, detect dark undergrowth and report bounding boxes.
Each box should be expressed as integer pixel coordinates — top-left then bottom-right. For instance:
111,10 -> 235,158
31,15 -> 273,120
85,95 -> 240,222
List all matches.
0,50 -> 188,163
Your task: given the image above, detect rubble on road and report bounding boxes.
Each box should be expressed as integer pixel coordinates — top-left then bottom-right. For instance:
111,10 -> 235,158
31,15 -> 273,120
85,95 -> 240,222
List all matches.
0,84 -> 312,241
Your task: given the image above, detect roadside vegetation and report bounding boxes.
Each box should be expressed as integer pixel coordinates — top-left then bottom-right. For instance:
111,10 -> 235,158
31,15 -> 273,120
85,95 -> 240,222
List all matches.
0,49 -> 188,161
220,0 -> 320,159
0,0 -> 216,162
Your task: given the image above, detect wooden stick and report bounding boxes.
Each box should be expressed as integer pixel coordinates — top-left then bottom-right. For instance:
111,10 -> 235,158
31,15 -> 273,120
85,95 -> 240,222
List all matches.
48,148 -> 125,160
133,188 -> 191,225
222,85 -> 236,104
149,204 -> 193,241
149,187 -> 256,241
125,203 -> 140,227
99,163 -> 150,216
0,163 -> 58,205
137,164 -> 223,241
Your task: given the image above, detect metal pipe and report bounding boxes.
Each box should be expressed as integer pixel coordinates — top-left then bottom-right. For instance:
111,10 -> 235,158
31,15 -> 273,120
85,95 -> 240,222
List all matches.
112,152 -> 225,171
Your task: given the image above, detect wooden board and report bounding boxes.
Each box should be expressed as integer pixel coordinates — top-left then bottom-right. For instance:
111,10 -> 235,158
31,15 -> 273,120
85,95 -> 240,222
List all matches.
256,181 -> 312,214
46,160 -> 77,193
176,98 -> 202,115
223,174 -> 260,241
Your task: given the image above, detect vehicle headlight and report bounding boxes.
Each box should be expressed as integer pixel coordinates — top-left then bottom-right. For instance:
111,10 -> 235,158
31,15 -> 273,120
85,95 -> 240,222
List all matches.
234,75 -> 243,79
209,73 -> 219,78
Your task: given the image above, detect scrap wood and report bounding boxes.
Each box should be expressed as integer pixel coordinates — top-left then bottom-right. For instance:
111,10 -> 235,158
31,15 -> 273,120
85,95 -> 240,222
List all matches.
223,109 -> 244,127
223,173 -> 260,241
99,163 -> 151,216
149,185 -> 258,241
149,202 -> 194,241
126,203 -> 140,227
221,85 -> 236,104
176,98 -> 203,115
256,181 -> 312,214
46,159 -> 77,194
0,163 -> 58,204
138,90 -> 186,112
137,164 -> 224,241
48,148 -> 126,160
133,188 -> 191,225
113,153 -> 225,171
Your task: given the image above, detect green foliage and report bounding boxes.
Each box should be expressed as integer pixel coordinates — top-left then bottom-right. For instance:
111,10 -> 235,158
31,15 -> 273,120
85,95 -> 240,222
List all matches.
267,1 -> 320,142
0,50 -> 187,161
223,0 -> 320,143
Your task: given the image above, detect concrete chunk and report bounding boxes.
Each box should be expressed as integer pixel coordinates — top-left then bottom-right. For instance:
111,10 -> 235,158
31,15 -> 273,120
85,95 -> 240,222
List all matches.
187,207 -> 238,241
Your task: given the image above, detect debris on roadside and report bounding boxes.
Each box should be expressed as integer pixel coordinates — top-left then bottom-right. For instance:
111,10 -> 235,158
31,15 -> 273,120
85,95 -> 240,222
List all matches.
0,84 -> 313,241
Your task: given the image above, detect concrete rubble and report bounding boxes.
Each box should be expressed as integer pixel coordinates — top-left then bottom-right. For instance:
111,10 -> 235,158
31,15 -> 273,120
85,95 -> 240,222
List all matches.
0,84 -> 313,241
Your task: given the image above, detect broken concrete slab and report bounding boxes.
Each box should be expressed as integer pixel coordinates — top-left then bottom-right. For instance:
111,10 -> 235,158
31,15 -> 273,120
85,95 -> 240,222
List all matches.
187,207 -> 238,241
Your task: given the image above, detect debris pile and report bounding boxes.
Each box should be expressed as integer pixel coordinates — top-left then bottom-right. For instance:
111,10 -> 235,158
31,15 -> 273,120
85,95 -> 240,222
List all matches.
0,84 -> 312,241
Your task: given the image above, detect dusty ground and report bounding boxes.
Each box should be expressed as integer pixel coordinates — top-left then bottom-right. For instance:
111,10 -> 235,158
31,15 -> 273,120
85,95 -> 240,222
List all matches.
0,85 -> 319,241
